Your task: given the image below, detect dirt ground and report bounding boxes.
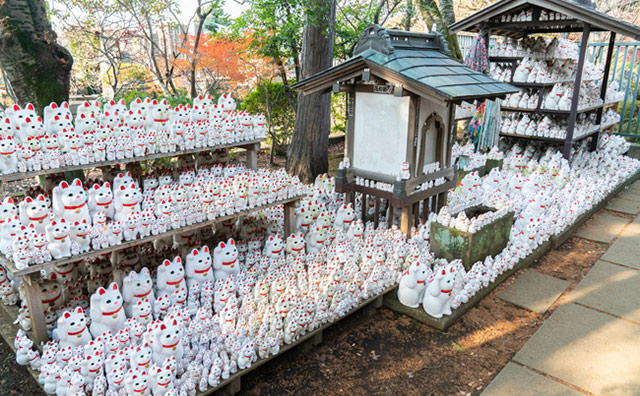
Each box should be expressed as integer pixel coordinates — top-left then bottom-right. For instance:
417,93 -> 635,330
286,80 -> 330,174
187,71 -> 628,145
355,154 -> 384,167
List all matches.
0,141 -> 615,395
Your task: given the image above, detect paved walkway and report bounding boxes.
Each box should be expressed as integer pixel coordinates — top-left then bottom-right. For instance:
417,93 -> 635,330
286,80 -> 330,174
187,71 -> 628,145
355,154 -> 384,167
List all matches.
481,181 -> 640,396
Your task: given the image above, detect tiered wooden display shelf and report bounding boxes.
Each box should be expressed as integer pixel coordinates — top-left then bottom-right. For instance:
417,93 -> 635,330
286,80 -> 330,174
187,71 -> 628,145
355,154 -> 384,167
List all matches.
0,137 -> 306,347
448,0 -> 640,160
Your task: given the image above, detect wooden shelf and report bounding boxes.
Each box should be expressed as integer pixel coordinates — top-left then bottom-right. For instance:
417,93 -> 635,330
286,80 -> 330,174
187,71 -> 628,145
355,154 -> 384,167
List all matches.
0,279 -> 398,395
539,103 -> 603,115
600,121 -> 619,130
502,103 -> 603,116
500,128 -> 600,144
0,138 -> 265,183
572,128 -> 601,142
501,106 -> 537,113
1,195 -> 303,277
500,132 -> 564,143
489,56 -> 523,62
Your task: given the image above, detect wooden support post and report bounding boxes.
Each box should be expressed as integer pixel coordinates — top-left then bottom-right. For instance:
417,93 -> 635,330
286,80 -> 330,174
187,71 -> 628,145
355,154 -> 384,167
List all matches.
483,28 -> 491,74
311,330 -> 322,345
591,31 -> 617,151
363,295 -> 384,317
344,191 -> 353,206
373,197 -> 380,228
361,193 -> 367,222
216,378 -> 241,396
374,294 -> 383,308
283,201 -> 296,236
563,23 -> 591,160
400,206 -> 412,237
387,204 -> 394,228
23,273 -> 48,346
245,143 -> 259,170
421,199 -> 429,223
436,191 -> 447,212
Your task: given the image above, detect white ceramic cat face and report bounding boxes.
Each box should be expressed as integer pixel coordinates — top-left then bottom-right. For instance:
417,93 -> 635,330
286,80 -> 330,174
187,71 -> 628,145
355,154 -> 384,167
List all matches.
55,179 -> 88,210
94,282 -> 123,316
6,103 -> 37,129
90,182 -> 113,205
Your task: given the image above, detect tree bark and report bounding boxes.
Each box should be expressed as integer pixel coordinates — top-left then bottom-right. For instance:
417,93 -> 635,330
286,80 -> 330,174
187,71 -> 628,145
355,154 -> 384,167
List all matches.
416,0 -> 462,61
286,0 -> 336,184
0,0 -> 73,113
190,3 -> 214,98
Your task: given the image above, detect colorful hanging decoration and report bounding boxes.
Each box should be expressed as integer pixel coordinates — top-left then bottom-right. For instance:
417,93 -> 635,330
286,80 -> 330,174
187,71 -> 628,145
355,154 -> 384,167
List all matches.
469,99 -> 502,152
464,30 -> 489,73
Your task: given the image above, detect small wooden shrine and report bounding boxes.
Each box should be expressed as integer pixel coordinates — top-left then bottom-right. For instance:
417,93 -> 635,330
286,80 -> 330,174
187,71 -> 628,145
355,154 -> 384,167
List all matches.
294,24 -> 516,235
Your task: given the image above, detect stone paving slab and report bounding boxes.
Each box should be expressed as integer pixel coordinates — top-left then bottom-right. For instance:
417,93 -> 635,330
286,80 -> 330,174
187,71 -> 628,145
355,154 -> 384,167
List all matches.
567,261 -> 640,323
601,233 -> 640,269
629,180 -> 640,192
624,216 -> 640,235
480,362 -> 584,396
513,303 -> 640,396
574,213 -> 630,243
606,197 -> 640,215
498,270 -> 570,314
618,189 -> 640,203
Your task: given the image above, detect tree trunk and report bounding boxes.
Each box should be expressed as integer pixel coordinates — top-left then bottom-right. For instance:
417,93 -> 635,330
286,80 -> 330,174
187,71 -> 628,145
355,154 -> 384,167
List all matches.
286,0 -> 336,184
416,0 -> 462,61
0,0 -> 73,113
190,4 -> 214,98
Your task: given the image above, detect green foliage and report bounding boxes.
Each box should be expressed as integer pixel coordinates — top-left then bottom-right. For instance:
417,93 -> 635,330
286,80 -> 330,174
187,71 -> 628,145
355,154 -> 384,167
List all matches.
160,90 -> 192,108
202,0 -> 231,33
232,0 -> 405,66
330,93 -> 346,134
334,0 -> 403,60
241,81 -> 296,155
114,89 -> 191,108
231,0 -> 306,70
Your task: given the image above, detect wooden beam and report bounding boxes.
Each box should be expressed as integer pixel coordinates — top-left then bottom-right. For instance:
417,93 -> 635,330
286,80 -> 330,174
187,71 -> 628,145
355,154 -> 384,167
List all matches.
591,32 -> 617,151
563,23 -> 591,159
406,96 -> 418,173
2,195 -> 304,277
345,92 -> 355,168
0,139 -> 266,183
23,274 -> 48,346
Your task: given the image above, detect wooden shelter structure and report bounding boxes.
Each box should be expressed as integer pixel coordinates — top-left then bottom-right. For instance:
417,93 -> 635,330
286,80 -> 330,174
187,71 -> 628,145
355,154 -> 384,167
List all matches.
449,0 -> 640,159
294,24 -> 516,235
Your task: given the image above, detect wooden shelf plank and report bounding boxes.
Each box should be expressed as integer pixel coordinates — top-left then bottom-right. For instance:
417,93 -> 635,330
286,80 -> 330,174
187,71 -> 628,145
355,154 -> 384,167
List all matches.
1,195 -> 303,278
500,128 -> 600,144
501,103 -> 603,115
0,138 -> 265,183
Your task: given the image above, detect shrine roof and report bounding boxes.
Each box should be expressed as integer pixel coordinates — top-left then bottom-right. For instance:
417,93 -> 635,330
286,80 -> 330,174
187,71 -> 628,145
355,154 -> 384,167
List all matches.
293,25 -> 517,102
449,0 -> 640,39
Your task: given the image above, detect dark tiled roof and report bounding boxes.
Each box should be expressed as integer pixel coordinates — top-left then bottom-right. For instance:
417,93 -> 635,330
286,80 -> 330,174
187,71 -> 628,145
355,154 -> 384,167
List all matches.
449,0 -> 640,39
294,25 -> 517,101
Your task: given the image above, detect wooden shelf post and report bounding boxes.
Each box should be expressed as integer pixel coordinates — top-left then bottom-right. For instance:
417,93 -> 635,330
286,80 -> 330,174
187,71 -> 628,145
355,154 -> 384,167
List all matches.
563,23 -> 591,160
23,273 -> 48,346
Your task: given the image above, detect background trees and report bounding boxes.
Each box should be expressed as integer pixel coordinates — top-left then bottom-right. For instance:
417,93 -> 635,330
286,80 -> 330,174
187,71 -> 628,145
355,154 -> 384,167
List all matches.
0,0 -> 73,113
0,0 -> 469,180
